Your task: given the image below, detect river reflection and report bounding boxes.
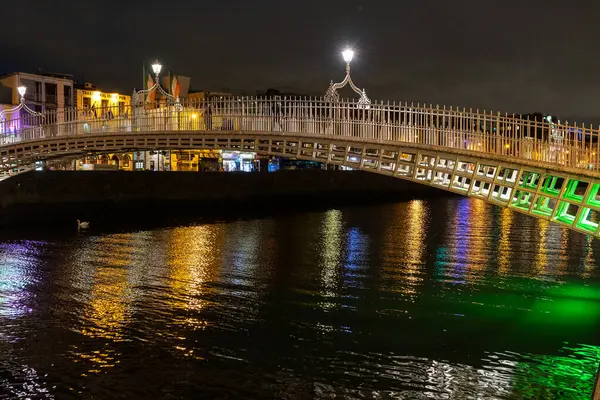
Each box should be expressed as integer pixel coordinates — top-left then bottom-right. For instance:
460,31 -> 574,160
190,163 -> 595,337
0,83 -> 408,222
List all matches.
0,197 -> 600,399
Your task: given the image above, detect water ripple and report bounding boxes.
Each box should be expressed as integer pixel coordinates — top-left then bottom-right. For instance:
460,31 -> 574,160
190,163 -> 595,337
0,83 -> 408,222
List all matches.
0,198 -> 599,398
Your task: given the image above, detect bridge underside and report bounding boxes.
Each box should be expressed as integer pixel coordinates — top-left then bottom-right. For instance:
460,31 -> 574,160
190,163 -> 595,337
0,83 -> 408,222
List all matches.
2,131 -> 600,238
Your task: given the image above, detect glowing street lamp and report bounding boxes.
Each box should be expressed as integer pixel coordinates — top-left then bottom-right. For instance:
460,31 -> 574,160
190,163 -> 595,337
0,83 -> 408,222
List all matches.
325,48 -> 370,108
151,61 -> 162,78
132,59 -> 178,105
17,86 -> 27,99
0,84 -> 43,123
342,49 -> 354,64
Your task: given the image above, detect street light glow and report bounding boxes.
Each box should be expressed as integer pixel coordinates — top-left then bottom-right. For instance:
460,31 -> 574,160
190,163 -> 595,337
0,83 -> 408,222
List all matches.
342,49 -> 354,64
151,61 -> 162,76
17,86 -> 26,97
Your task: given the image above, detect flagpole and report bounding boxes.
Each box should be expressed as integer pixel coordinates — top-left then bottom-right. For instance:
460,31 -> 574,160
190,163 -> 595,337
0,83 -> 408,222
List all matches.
142,63 -> 146,103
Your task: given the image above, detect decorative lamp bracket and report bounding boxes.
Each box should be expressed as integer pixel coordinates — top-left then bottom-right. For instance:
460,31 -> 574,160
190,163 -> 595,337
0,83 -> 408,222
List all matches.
324,51 -> 371,109
0,86 -> 44,123
132,61 -> 179,106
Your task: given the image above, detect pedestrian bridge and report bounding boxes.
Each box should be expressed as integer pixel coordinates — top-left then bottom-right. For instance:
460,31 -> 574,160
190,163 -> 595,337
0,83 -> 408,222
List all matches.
2,97 -> 600,238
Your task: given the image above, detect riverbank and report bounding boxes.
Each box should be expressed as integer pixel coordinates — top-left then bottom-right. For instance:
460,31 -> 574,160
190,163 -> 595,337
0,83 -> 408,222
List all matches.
0,170 -> 452,228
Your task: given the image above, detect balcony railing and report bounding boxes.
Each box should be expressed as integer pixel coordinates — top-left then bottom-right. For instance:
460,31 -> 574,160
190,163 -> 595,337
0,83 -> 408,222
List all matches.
0,96 -> 599,175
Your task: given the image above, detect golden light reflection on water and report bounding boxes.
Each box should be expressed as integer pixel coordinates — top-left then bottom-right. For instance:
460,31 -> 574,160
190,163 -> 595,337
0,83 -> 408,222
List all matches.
400,200 -> 427,295
377,200 -> 428,298
2,199 -> 600,398
533,218 -> 549,275
73,234 -> 137,374
319,209 -> 343,312
463,200 -> 491,282
166,225 -> 224,357
497,207 -> 513,275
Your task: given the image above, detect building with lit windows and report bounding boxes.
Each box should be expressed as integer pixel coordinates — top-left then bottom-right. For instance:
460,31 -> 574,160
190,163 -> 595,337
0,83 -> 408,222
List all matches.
0,71 -> 74,121
74,153 -> 134,171
67,149 -> 267,172
74,82 -> 131,117
170,150 -> 220,172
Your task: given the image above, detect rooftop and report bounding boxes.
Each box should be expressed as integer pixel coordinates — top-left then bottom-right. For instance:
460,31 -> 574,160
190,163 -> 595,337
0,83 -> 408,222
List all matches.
0,70 -> 74,81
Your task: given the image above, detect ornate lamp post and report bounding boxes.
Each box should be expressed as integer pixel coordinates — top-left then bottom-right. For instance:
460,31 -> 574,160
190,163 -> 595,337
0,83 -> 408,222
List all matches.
131,60 -> 181,172
0,85 -> 44,128
132,60 -> 179,105
325,48 -> 371,109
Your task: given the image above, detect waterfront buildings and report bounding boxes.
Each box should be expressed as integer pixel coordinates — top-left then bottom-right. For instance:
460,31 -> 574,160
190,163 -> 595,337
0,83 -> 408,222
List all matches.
0,67 -> 326,173
0,71 -> 74,122
74,82 -> 131,117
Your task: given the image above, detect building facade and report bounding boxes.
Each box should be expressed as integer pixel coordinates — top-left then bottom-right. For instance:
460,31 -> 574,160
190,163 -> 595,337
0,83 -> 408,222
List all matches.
74,82 -> 131,118
0,71 -> 74,122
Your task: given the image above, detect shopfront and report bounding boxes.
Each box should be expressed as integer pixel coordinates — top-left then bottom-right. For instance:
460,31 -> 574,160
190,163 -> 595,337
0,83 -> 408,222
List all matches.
221,151 -> 256,172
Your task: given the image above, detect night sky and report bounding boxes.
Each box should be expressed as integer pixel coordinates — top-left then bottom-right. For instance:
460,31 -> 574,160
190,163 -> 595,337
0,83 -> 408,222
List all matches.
3,0 -> 600,123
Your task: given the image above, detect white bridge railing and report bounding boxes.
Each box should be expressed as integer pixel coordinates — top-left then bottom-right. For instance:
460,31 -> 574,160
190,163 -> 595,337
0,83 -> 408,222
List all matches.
1,97 -> 599,173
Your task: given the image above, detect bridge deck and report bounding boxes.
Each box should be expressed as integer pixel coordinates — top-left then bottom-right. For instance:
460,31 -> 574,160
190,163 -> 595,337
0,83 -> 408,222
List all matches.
2,97 -> 600,238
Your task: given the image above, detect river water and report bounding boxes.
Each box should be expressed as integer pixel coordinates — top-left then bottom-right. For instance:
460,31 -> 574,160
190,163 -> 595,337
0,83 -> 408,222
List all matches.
1,197 -> 600,399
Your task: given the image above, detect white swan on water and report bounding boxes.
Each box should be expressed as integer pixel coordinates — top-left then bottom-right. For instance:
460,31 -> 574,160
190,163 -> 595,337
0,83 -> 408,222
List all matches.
77,219 -> 89,229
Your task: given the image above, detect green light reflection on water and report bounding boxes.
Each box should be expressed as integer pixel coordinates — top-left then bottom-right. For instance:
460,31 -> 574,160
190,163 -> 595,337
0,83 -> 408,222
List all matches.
424,274 -> 600,398
512,344 -> 600,400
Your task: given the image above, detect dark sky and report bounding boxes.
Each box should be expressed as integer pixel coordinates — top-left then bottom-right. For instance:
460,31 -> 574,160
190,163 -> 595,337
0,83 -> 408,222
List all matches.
3,0 -> 600,122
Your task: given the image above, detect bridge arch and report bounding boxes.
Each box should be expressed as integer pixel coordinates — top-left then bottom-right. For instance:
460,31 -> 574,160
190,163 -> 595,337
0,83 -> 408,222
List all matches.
122,154 -> 132,169
0,97 -> 599,238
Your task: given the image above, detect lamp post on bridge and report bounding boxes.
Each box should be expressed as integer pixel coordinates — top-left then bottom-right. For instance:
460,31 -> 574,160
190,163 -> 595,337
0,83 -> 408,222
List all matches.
132,60 -> 180,172
0,86 -> 44,135
132,60 -> 179,106
0,86 -> 45,172
323,48 -> 371,170
0,85 -> 44,150
325,48 -> 371,109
